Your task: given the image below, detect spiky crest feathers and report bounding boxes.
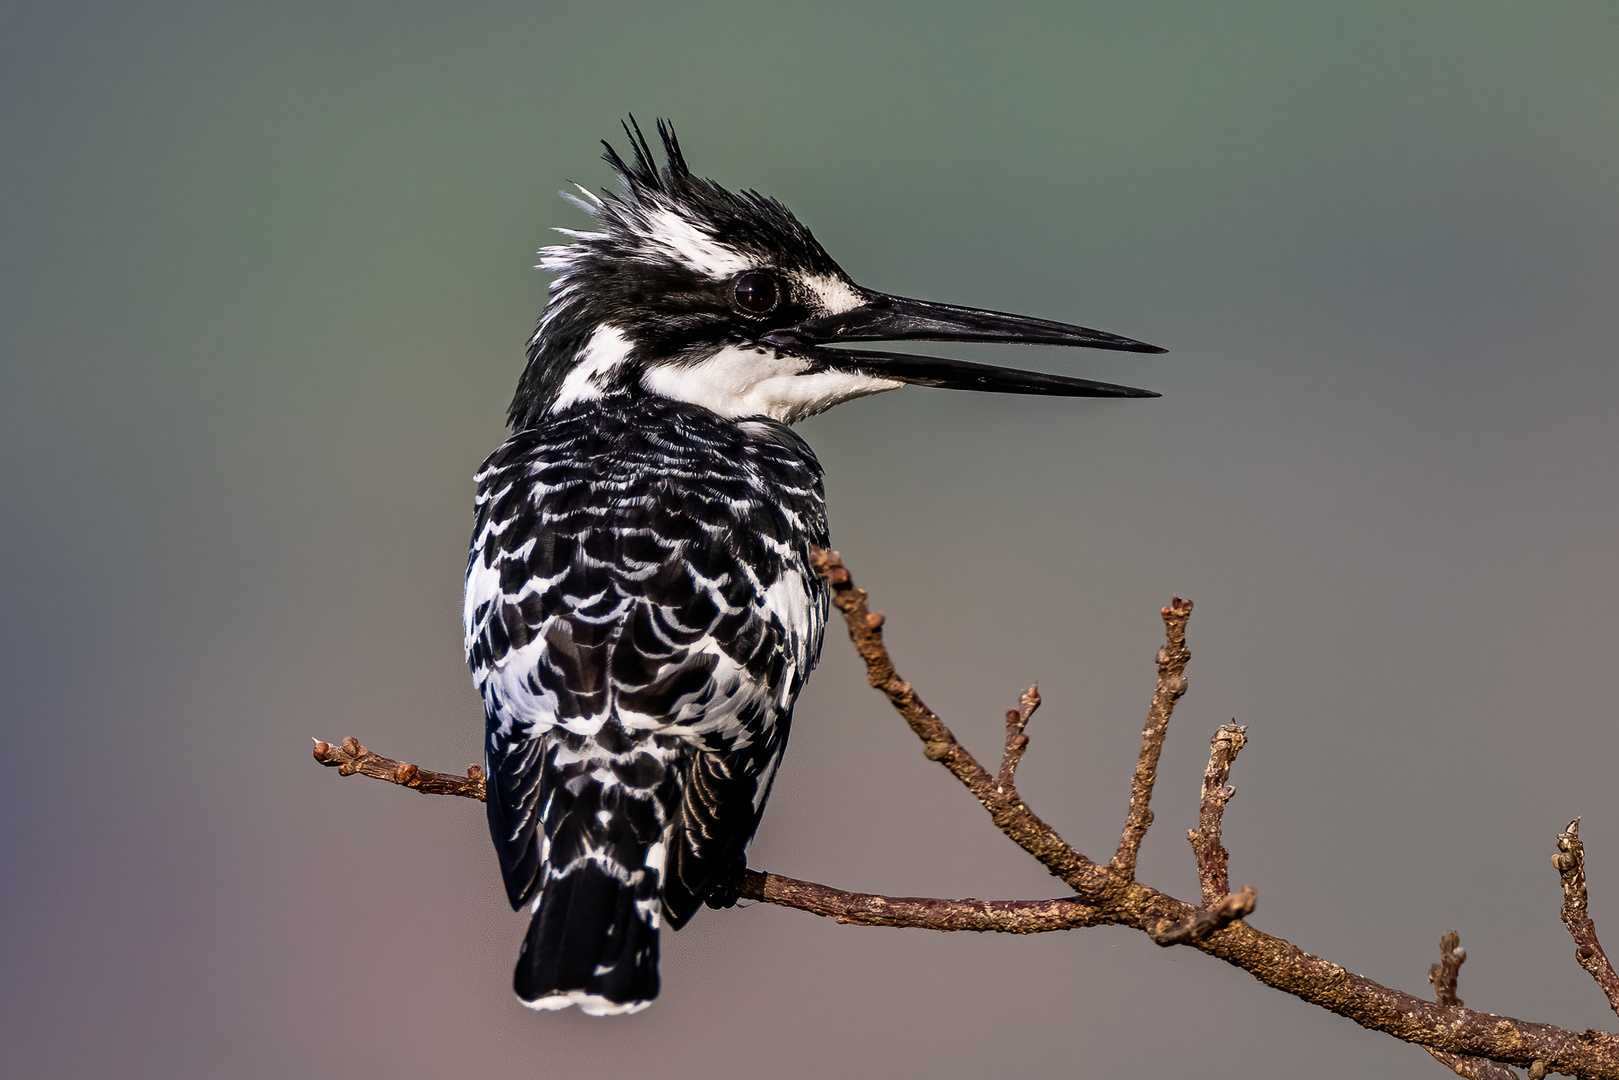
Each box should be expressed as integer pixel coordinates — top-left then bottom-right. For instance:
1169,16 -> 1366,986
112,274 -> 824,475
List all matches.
508,119 -> 855,431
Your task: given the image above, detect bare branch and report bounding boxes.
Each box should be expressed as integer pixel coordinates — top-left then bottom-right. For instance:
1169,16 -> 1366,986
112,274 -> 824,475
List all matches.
313,553 -> 1619,1078
803,551 -> 1619,1077
1148,724 -> 1258,946
731,871 -> 1103,933
312,737 -> 486,800
996,686 -> 1040,795
1424,932 -> 1521,1080
1188,722 -> 1247,906
311,734 -> 1107,935
1111,597 -> 1193,881
1556,819 -> 1619,1017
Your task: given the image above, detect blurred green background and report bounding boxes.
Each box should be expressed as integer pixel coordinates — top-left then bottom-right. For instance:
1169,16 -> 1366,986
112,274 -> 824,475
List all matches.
3,2 -> 1617,1076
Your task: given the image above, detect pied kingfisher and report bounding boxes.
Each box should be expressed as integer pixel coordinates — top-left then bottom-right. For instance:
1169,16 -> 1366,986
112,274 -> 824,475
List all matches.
464,120 -> 1162,1015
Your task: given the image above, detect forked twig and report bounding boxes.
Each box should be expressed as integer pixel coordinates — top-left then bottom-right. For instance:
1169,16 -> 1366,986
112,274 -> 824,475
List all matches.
1150,722 -> 1256,945
311,550 -> 1619,1078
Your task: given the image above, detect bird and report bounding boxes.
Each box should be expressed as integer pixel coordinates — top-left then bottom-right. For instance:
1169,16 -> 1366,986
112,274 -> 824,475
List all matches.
463,118 -> 1163,1016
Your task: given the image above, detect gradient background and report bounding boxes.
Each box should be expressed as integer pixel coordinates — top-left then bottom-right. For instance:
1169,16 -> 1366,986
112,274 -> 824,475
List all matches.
3,2 -> 1618,1077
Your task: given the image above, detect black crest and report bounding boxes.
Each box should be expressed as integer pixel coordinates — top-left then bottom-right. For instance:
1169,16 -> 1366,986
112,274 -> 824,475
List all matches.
507,118 -> 843,431
594,117 -> 831,265
600,118 -> 691,200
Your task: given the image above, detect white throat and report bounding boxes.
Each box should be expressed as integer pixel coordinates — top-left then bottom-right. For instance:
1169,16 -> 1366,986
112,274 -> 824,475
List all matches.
641,346 -> 902,424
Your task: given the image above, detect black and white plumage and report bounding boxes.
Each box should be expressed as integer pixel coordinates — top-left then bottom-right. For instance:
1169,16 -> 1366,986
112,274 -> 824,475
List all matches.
465,120 -> 1163,1015
466,397 -> 826,1013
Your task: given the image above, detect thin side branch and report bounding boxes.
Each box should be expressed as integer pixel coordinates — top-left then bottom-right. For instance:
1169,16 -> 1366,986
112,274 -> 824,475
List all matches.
1147,723 -> 1257,946
1424,931 -> 1524,1080
1188,722 -> 1247,906
1148,886 -> 1258,946
996,686 -> 1040,795
312,737 -> 486,800
1111,597 -> 1193,881
1556,819 -> 1619,1017
1431,929 -> 1467,1008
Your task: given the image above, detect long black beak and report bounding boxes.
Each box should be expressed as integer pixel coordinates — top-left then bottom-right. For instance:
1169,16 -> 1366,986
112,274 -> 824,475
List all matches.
761,292 -> 1164,398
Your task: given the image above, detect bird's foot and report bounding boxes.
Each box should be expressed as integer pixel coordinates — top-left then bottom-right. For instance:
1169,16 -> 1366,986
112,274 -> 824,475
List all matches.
704,858 -> 748,910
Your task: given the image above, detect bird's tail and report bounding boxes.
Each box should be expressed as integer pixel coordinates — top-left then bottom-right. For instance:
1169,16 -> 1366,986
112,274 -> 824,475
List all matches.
515,856 -> 662,1015
498,723 -> 681,1015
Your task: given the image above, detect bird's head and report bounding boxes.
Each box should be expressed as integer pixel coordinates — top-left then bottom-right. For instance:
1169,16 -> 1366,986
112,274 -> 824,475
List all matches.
509,119 -> 1164,430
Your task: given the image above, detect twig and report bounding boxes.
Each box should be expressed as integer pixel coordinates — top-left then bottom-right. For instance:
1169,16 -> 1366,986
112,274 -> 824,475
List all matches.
1148,886 -> 1257,946
1188,723 -> 1246,906
1111,597 -> 1193,882
1146,721 -> 1259,946
996,686 -> 1040,795
1555,819 -> 1619,1017
1431,929 -> 1467,1008
731,871 -> 1103,933
312,737 -> 486,799
1423,932 -> 1522,1079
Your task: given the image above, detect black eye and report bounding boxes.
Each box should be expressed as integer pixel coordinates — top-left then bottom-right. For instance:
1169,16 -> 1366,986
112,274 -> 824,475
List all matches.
732,271 -> 780,316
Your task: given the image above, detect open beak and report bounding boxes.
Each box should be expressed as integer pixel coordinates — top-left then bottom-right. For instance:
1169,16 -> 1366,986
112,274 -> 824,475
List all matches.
761,292 -> 1164,399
